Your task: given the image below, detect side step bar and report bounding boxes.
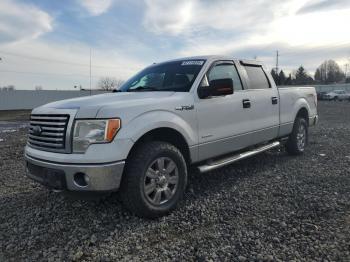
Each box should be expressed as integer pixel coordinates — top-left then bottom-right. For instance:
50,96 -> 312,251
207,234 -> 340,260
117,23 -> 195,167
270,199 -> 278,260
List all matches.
197,141 -> 280,173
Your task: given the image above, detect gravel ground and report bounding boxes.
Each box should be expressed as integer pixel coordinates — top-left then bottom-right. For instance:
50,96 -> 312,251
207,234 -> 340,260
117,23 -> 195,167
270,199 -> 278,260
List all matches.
0,101 -> 349,261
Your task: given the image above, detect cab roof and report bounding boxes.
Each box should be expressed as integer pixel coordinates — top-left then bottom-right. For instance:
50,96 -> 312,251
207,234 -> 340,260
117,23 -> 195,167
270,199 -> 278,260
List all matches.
152,55 -> 264,67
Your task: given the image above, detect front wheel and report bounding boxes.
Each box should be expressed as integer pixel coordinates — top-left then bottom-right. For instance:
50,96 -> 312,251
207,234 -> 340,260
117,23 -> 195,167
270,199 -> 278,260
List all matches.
286,117 -> 308,155
119,141 -> 187,218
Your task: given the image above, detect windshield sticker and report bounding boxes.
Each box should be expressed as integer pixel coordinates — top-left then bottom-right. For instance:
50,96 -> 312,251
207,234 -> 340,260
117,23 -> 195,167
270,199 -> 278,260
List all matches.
181,60 -> 204,66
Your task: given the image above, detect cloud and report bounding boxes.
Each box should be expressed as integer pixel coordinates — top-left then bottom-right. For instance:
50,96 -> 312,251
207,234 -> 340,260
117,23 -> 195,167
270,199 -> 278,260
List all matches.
142,0 -> 293,36
78,0 -> 115,16
0,0 -> 52,44
297,0 -> 350,14
1,0 -> 349,90
143,0 -> 350,72
143,0 -> 194,35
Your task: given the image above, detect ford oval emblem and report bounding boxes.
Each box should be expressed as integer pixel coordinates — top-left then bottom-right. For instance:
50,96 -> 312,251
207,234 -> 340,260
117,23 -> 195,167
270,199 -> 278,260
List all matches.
32,126 -> 42,136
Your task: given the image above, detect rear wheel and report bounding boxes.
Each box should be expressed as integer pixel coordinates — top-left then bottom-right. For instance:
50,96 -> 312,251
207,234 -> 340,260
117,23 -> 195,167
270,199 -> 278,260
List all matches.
119,141 -> 187,218
286,117 -> 308,155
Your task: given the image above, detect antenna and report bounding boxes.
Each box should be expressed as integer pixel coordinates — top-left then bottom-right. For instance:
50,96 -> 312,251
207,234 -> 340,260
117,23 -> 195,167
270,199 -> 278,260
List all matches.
275,50 -> 279,73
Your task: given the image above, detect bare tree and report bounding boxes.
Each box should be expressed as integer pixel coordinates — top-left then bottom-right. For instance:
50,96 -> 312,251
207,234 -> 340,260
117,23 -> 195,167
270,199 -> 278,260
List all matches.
97,77 -> 124,91
314,60 -> 345,84
1,85 -> 15,91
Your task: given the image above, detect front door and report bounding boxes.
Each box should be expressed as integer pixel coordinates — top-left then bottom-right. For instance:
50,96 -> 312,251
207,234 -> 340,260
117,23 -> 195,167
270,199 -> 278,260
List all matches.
195,61 -> 255,161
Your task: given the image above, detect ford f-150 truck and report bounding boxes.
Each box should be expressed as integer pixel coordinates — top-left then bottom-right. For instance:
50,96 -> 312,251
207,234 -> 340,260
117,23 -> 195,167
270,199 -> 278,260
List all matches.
25,55 -> 318,218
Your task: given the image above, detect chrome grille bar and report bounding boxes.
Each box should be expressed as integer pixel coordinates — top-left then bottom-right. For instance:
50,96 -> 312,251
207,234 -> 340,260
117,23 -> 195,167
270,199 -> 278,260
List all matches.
28,134 -> 64,142
30,126 -> 65,132
30,121 -> 66,126
29,131 -> 64,137
28,114 -> 70,152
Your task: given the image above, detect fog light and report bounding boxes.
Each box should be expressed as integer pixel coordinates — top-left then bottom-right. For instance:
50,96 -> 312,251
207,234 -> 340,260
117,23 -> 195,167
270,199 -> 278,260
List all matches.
73,172 -> 89,187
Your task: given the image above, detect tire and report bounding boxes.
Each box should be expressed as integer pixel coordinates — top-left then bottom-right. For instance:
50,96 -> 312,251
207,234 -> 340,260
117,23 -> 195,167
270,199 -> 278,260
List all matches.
286,117 -> 308,155
119,141 -> 187,218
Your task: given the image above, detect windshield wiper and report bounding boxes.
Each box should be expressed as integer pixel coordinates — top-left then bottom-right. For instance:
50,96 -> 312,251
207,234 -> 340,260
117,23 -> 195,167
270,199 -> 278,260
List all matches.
127,86 -> 159,92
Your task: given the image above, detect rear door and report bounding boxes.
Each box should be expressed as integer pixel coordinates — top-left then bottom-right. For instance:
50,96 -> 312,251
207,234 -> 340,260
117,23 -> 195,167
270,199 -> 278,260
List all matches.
236,61 -> 280,145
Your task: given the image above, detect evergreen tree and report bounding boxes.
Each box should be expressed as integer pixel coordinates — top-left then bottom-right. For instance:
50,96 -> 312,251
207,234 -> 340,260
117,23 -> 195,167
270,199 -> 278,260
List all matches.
285,74 -> 292,85
294,66 -> 314,85
278,70 -> 286,85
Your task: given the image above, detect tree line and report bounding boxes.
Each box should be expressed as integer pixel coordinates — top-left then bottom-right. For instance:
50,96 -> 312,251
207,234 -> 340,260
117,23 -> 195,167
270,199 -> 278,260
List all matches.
271,59 -> 350,86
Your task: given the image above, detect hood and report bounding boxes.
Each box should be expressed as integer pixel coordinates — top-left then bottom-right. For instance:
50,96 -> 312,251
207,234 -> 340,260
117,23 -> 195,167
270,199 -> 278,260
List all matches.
38,91 -> 175,118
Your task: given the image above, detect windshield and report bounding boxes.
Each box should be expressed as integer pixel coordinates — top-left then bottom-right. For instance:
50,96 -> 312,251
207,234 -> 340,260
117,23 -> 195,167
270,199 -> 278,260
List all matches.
120,60 -> 206,92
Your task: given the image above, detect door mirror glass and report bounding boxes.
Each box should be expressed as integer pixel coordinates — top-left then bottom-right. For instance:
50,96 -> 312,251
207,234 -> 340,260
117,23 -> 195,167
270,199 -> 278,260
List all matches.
209,78 -> 234,96
198,78 -> 233,98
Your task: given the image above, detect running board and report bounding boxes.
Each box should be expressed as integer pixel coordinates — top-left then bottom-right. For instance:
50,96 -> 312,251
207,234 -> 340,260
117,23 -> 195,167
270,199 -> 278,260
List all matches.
197,141 -> 280,173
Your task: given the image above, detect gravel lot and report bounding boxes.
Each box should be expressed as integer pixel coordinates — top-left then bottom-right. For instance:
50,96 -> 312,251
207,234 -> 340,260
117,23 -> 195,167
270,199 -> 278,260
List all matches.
0,102 -> 349,261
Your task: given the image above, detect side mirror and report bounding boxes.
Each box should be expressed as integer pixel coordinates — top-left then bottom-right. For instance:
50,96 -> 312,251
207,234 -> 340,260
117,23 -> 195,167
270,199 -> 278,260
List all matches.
198,78 -> 234,99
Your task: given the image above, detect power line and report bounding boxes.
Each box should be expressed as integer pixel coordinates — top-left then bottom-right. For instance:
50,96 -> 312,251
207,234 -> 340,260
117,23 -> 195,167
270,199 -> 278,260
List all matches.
0,69 -> 107,78
0,50 -> 139,70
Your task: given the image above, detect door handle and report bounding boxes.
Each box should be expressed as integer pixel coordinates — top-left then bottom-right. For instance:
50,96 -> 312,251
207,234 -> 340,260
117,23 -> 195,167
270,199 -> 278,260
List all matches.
242,99 -> 251,108
271,97 -> 278,105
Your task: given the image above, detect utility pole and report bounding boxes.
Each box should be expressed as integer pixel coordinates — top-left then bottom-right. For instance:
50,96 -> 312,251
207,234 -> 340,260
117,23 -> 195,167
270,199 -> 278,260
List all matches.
89,48 -> 92,96
0,57 -> 2,89
275,50 -> 279,74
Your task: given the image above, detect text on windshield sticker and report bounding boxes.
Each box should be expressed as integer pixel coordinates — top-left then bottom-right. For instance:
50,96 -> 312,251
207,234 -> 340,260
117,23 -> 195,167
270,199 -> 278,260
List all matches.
181,61 -> 204,66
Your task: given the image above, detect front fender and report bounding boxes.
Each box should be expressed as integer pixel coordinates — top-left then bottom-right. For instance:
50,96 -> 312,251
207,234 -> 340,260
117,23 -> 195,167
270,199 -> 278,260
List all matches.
117,110 -> 197,147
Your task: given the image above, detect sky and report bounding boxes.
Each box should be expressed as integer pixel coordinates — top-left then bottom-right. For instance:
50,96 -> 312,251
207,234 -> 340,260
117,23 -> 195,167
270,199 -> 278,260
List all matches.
0,0 -> 350,90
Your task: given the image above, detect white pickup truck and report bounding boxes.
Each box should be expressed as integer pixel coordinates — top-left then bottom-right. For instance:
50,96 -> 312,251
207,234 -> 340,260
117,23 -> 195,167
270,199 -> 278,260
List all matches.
25,56 -> 318,218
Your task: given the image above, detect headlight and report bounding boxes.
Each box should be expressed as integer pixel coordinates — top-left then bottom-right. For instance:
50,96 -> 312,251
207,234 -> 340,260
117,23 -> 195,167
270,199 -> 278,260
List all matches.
73,119 -> 121,153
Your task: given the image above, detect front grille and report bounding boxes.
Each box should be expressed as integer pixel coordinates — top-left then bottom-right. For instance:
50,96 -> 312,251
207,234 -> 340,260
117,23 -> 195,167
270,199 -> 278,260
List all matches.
28,114 -> 70,152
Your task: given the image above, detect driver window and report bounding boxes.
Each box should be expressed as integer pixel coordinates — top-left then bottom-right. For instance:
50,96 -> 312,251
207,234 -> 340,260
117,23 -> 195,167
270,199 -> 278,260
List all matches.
208,64 -> 243,91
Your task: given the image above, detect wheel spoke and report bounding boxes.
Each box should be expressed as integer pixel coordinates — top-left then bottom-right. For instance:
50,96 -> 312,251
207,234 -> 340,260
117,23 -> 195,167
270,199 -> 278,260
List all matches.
153,190 -> 162,204
168,175 -> 178,185
145,181 -> 156,195
166,161 -> 176,174
146,168 -> 158,179
157,158 -> 165,170
163,188 -> 172,200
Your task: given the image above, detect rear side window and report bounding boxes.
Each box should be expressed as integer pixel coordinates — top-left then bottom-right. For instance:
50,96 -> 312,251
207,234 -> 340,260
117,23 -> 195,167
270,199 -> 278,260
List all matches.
208,63 -> 243,91
243,65 -> 270,89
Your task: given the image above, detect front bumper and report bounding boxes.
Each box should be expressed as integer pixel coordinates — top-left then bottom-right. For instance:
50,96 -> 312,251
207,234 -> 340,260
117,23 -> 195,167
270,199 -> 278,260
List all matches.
25,154 -> 125,192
